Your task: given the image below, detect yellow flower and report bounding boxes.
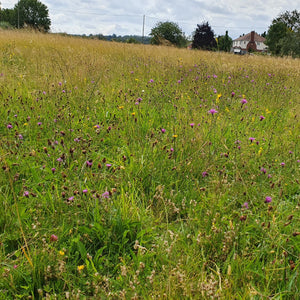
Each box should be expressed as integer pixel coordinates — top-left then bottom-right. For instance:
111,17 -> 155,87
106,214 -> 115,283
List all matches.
266,109 -> 271,114
131,112 -> 136,116
118,106 -> 124,109
77,265 -> 85,271
59,250 -> 65,256
173,134 -> 178,138
24,123 -> 28,126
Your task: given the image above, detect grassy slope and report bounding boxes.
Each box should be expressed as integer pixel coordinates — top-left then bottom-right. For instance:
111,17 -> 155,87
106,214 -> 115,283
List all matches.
0,30 -> 299,299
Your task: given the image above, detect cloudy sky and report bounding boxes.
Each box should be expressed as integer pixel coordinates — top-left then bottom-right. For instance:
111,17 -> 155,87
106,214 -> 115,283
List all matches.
1,0 -> 298,39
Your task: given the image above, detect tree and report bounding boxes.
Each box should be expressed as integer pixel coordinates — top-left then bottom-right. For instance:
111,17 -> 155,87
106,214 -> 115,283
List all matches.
192,22 -> 217,50
266,10 -> 300,57
216,31 -> 232,52
150,21 -> 187,47
14,0 -> 51,31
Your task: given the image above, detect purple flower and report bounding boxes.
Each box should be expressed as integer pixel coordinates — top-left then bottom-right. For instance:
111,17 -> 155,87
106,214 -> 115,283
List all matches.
86,161 -> 93,167
68,196 -> 74,201
202,171 -> 208,177
38,122 -> 42,126
208,109 -> 218,115
82,189 -> 88,194
240,99 -> 247,105
23,191 -> 29,197
280,162 -> 285,166
106,163 -> 112,169
50,234 -> 58,242
190,123 -> 195,128
177,80 -> 182,84
7,124 -> 13,129
18,134 -> 23,140
57,157 -> 63,162
249,137 -> 255,142
161,128 -> 166,133
170,148 -> 174,152
259,115 -> 265,121
265,196 -> 272,203
149,79 -> 154,83
102,191 -> 110,198
242,202 -> 249,209
260,167 -> 267,174
231,92 -> 235,97
51,168 -> 56,173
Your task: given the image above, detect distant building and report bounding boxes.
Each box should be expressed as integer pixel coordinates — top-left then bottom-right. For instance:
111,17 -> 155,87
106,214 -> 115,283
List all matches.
232,31 -> 268,54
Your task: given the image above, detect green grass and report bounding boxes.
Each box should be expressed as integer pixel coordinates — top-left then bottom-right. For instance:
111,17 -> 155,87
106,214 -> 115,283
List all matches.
0,30 -> 299,299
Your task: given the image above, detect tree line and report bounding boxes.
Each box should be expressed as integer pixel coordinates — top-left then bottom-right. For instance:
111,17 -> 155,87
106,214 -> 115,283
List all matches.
0,1 -> 299,57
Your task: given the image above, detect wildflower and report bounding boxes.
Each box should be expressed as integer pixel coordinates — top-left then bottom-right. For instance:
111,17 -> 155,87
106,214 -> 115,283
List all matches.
86,160 -> 93,167
208,109 -> 218,115
23,191 -> 29,197
231,92 -> 235,97
118,106 -> 124,109
101,191 -> 110,198
265,196 -> 272,203
38,122 -> 42,126
202,171 -> 208,177
131,112 -> 136,116
94,125 -> 100,129
249,137 -> 255,142
260,167 -> 267,174
68,196 -> 74,201
57,157 -> 63,162
161,128 -> 166,133
149,79 -> 154,83
190,123 -> 195,128
82,189 -> 88,194
7,124 -> 13,129
13,265 -> 18,269
242,202 -> 249,209
51,168 -> 56,173
173,134 -> 178,138
50,234 -> 58,242
106,164 -> 112,169
18,134 -> 23,140
259,115 -> 265,121
240,99 -> 248,105
170,148 -> 174,152
59,250 -> 65,256
77,265 -> 85,271
177,80 -> 182,83
280,162 -> 285,166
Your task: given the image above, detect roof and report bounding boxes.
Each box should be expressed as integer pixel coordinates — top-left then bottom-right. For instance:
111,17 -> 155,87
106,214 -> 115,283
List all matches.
234,32 -> 266,43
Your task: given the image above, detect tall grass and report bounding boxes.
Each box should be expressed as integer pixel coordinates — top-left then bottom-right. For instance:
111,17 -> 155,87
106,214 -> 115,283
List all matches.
0,30 -> 299,299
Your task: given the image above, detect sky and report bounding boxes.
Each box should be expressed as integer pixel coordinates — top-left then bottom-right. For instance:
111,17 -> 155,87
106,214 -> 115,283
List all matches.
1,0 -> 298,39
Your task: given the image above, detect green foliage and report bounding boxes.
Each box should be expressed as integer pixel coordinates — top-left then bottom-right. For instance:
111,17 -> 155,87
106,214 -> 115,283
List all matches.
150,21 -> 188,47
192,22 -> 217,50
217,31 -> 232,52
266,10 -> 300,57
0,0 -> 51,31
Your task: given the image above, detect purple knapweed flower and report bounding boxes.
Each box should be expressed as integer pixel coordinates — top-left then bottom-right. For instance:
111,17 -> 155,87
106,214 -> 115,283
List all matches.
106,163 -> 112,169
7,124 -> 13,129
259,115 -> 265,121
23,191 -> 29,197
57,157 -> 63,162
208,109 -> 218,115
149,79 -> 154,83
177,80 -> 182,84
18,134 -> 23,140
242,202 -> 249,209
240,99 -> 248,105
265,196 -> 272,203
190,123 -> 195,128
82,189 -> 88,194
161,128 -> 166,133
260,167 -> 267,174
51,168 -> 56,173
50,234 -> 58,242
231,92 -> 235,97
280,162 -> 285,166
38,122 -> 42,126
170,148 -> 174,152
249,137 -> 255,142
101,191 -> 110,198
86,161 -> 93,167
202,171 -> 208,177
68,196 -> 74,201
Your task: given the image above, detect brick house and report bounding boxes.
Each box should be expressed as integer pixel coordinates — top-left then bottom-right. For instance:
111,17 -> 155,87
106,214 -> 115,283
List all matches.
232,31 -> 268,54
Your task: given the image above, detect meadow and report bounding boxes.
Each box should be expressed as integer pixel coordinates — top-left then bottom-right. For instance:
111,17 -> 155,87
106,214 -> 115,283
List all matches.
0,30 -> 299,299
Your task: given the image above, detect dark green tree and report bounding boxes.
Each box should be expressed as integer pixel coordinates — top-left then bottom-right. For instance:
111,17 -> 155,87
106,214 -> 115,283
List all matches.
217,31 -> 232,52
150,21 -> 187,47
14,0 -> 51,31
192,22 -> 217,50
266,10 -> 299,57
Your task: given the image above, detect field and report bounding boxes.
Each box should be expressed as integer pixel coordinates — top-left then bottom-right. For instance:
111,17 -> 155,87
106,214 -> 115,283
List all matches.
0,30 -> 299,299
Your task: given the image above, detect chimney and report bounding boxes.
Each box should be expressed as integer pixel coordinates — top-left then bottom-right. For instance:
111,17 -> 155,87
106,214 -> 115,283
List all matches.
250,31 -> 255,42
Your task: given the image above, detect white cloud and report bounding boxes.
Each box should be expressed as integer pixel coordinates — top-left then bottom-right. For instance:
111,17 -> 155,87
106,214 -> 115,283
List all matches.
1,0 -> 299,38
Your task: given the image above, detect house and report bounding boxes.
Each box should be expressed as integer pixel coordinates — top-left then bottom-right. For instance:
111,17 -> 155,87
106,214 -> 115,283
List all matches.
232,31 -> 267,54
